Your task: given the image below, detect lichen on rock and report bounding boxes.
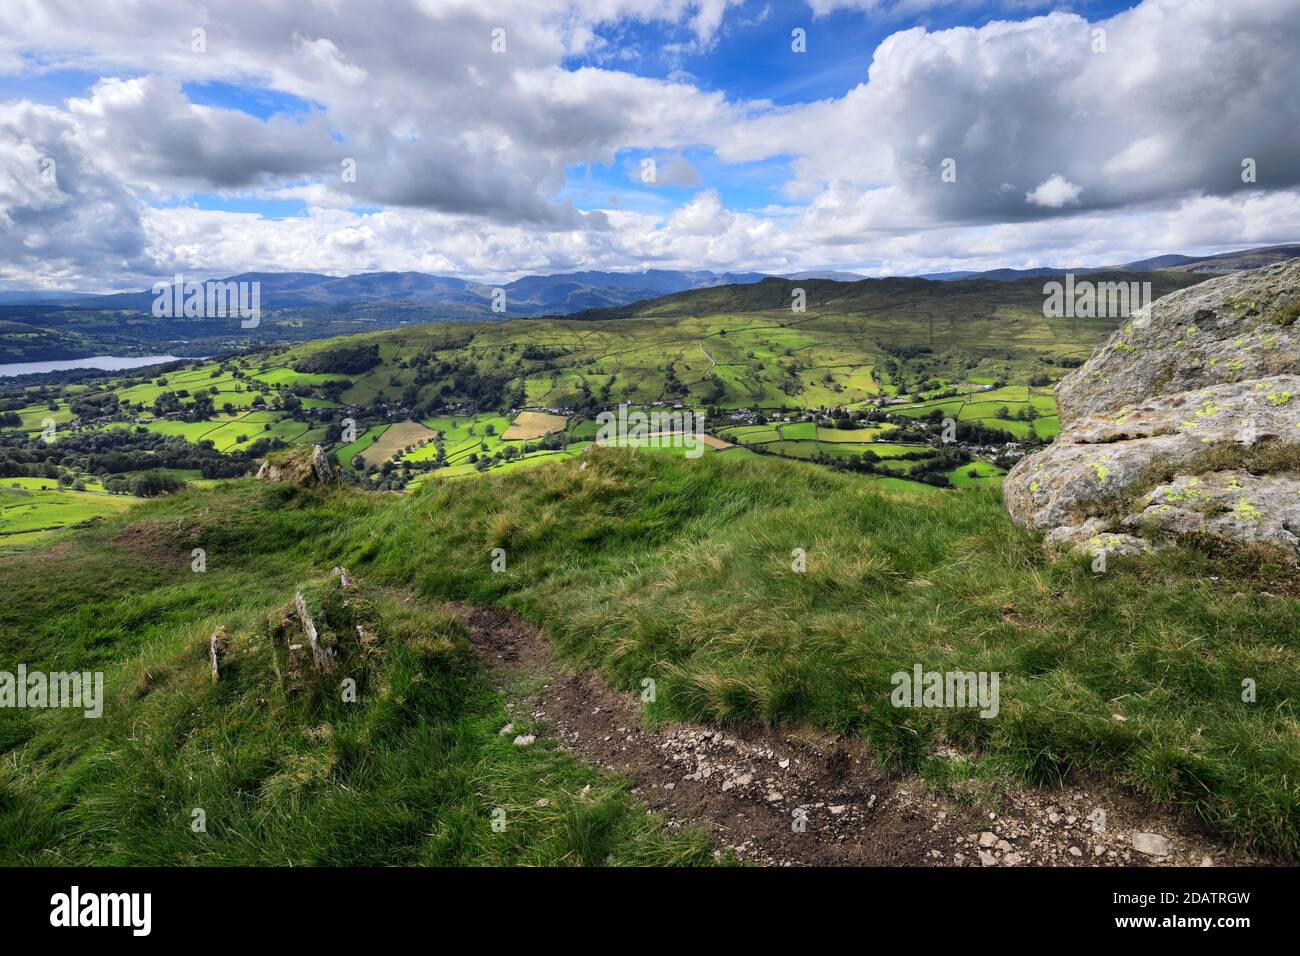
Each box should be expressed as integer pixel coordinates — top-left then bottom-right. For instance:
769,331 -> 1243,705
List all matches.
1005,260 -> 1300,556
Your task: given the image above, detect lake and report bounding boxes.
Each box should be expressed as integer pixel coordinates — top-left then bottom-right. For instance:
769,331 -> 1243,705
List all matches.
0,355 -> 188,378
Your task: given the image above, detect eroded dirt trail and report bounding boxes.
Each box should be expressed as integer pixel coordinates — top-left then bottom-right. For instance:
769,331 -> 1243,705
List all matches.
451,603 -> 1258,868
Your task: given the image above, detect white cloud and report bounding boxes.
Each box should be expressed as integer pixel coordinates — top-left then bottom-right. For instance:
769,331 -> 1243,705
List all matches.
716,0 -> 1300,232
0,0 -> 1296,288
1026,174 -> 1082,208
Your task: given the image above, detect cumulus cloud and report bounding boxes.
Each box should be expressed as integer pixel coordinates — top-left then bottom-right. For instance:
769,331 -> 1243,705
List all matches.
66,76 -> 339,194
722,2 -> 1300,226
1026,174 -> 1082,209
0,100 -> 152,287
0,0 -> 1296,288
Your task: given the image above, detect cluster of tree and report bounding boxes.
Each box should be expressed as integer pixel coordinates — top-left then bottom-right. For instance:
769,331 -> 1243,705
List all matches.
292,343 -> 381,375
401,354 -> 518,414
102,471 -> 188,497
880,344 -> 934,360
150,389 -> 219,422
287,378 -> 351,401
661,363 -> 689,400
698,371 -> 727,404
852,445 -> 970,486
522,344 -> 568,361
68,389 -> 121,421
0,426 -> 255,481
911,409 -> 1025,446
993,404 -> 1038,421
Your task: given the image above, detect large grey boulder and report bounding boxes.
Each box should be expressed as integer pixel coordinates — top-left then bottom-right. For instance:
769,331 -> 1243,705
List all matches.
1004,260 -> 1300,555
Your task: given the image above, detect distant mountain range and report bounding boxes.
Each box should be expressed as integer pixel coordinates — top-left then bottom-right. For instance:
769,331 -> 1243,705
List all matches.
2,246 -> 1295,365
551,270 -> 1212,327
0,290 -> 98,305
914,243 -> 1300,281
0,269 -> 778,315
3,244 -> 1295,311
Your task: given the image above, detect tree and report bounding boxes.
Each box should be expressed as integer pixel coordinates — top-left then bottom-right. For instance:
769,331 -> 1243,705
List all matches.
129,471 -> 186,497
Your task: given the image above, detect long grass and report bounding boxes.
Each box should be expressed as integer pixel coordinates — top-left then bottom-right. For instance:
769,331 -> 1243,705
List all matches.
347,448 -> 1300,858
3,447 -> 1298,861
0,481 -> 716,866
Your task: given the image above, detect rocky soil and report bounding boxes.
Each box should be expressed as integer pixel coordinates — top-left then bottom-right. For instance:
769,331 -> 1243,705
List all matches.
453,604 -> 1259,868
1005,260 -> 1300,556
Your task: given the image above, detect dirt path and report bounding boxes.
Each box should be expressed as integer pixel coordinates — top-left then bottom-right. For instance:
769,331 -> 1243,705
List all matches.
451,604 -> 1262,868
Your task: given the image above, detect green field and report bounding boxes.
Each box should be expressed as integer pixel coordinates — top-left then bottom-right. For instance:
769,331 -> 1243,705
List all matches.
0,482 -> 139,551
1,275 -> 1142,537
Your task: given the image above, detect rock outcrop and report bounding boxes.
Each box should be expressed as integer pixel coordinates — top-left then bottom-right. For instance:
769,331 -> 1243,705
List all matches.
209,567 -> 379,693
1004,260 -> 1300,555
256,443 -> 338,486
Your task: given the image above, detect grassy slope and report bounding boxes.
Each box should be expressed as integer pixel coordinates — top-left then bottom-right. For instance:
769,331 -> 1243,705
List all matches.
0,479 -> 716,866
361,451 -> 1300,859
3,449 -> 1298,861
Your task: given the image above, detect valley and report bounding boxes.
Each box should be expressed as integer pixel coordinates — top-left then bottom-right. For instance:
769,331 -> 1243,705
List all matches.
0,271 -> 1202,550
5,264 -> 1298,870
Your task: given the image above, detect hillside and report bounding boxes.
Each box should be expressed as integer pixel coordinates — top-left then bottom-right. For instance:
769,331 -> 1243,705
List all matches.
0,267 -> 1216,553
0,260 -> 1233,365
552,270 -> 1205,322
0,268 -> 769,363
2,448 -> 1296,864
916,243 -> 1300,282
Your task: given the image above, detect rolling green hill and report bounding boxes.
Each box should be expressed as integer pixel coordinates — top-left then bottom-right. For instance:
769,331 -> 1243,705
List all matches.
3,267 -> 1298,866
0,269 -> 1204,547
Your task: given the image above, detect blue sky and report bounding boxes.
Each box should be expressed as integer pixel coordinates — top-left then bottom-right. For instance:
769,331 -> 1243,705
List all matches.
1,0 -> 1296,288
570,1 -> 1138,103
171,1 -> 1145,222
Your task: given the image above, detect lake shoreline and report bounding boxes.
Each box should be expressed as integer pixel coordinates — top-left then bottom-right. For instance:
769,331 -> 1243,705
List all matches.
0,355 -> 192,378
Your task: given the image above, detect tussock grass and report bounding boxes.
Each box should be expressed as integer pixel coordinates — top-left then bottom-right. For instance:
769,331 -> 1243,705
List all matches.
0,483 -> 717,866
3,448 -> 1298,860
347,449 -> 1299,857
